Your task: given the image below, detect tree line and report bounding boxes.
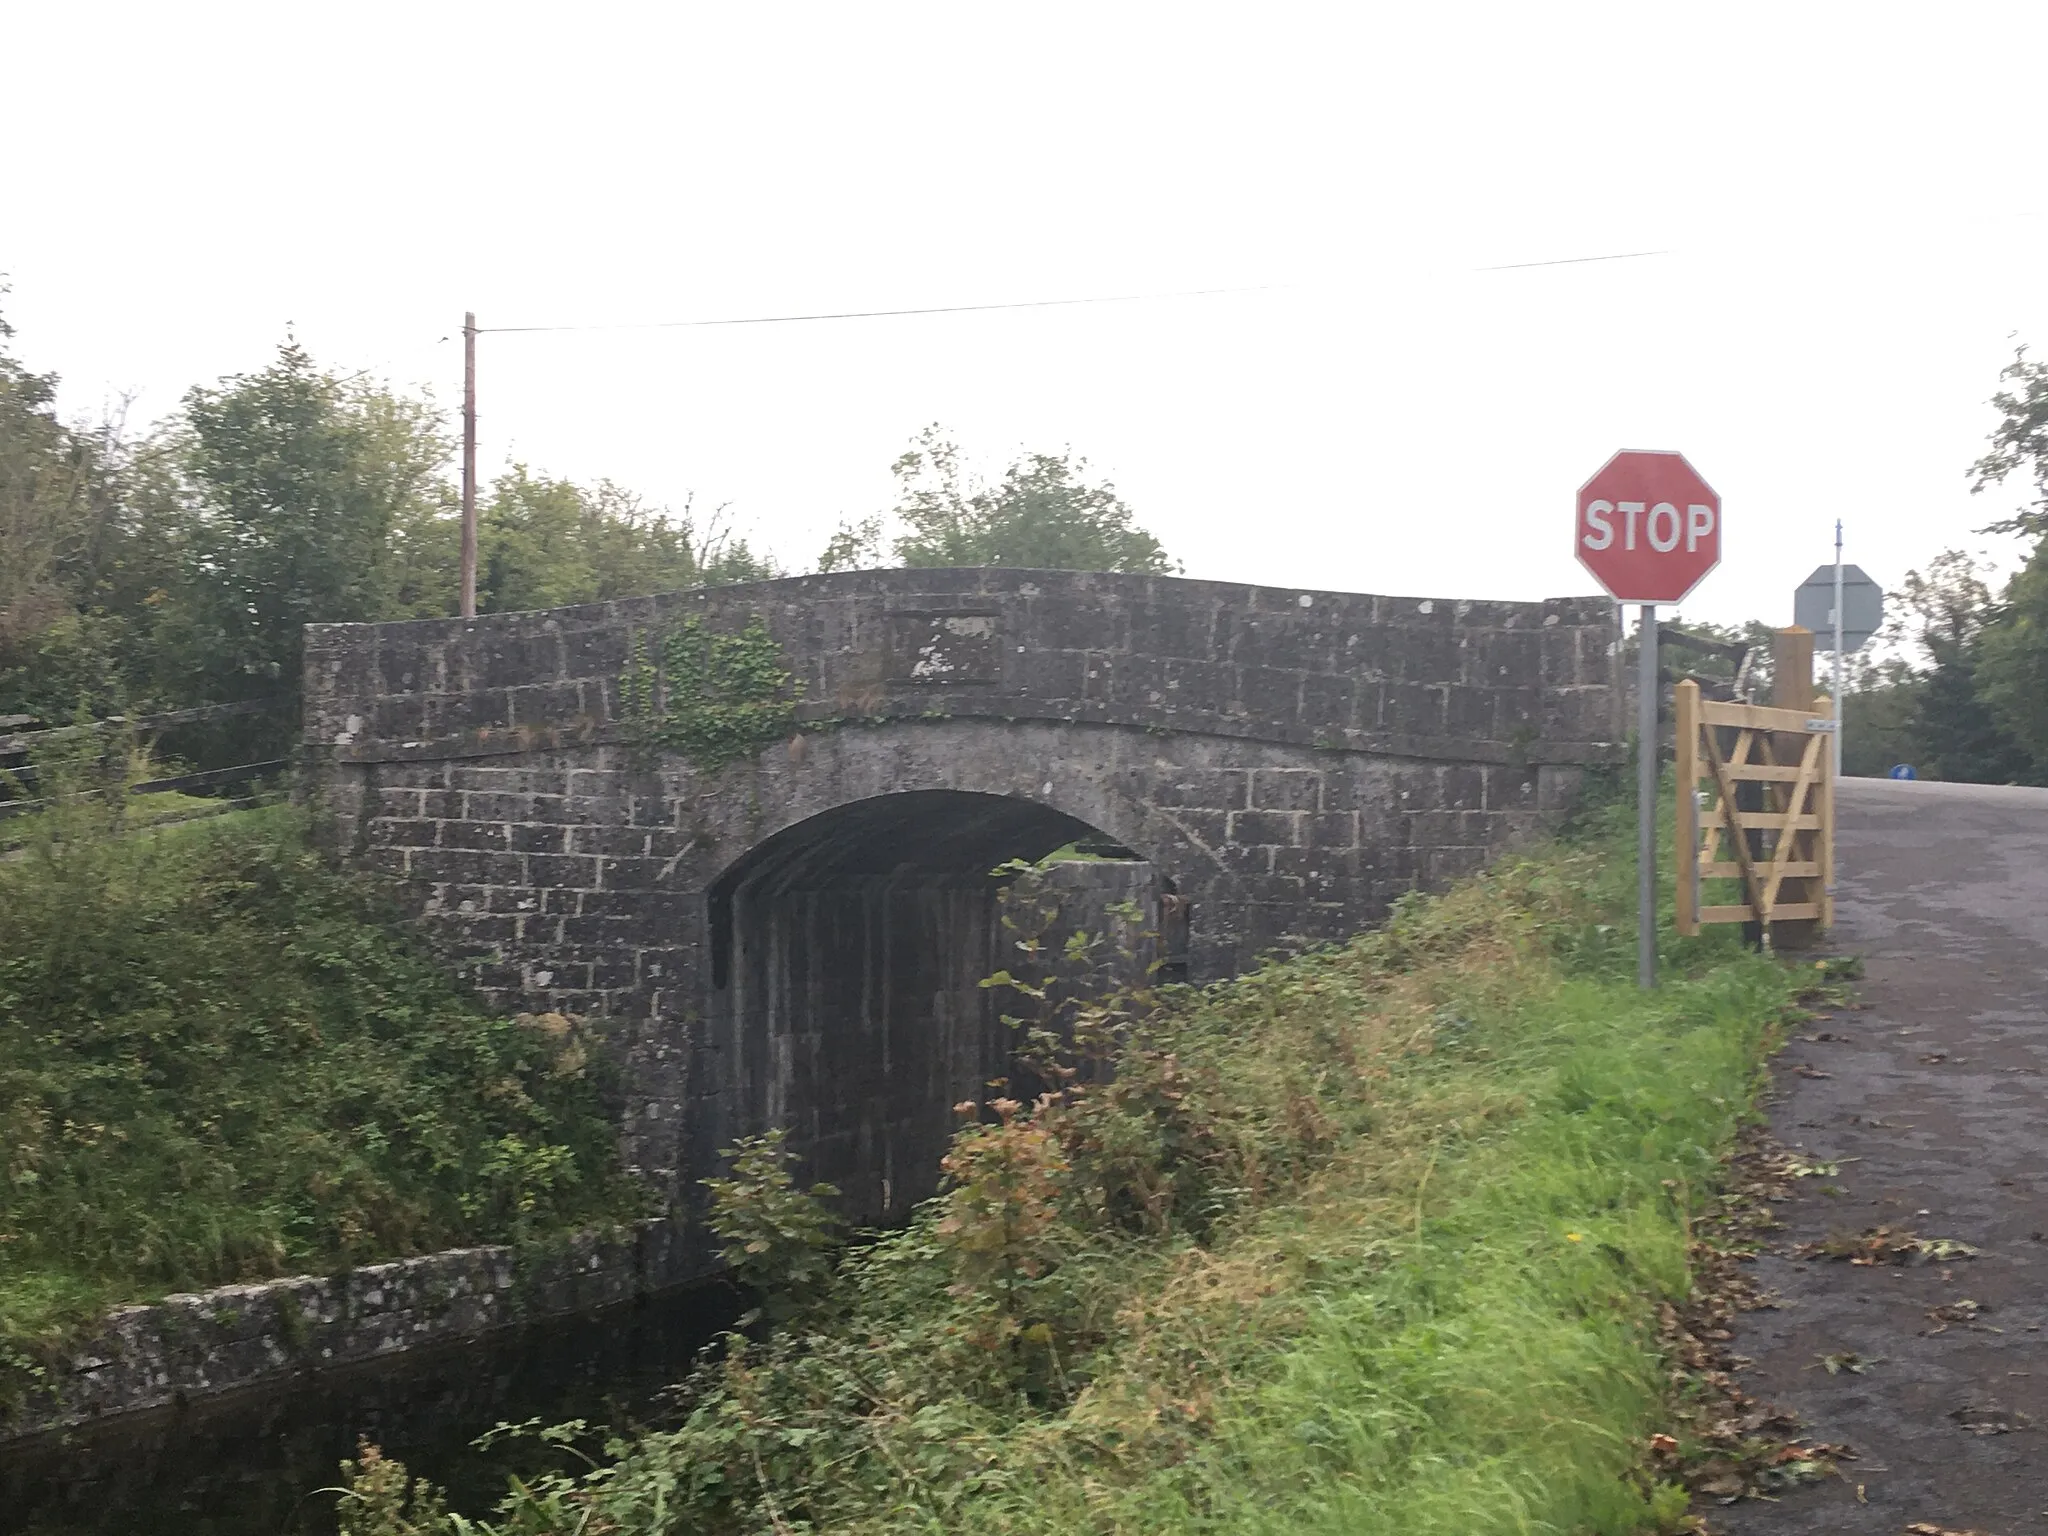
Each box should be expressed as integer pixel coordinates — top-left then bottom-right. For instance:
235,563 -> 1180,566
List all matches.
1835,348 -> 2048,783
0,308 -> 1172,752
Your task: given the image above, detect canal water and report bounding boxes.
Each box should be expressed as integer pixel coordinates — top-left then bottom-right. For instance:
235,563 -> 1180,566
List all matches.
0,1283 -> 740,1535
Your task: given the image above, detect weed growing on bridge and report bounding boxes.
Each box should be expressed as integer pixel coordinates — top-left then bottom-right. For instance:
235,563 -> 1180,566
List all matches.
619,616 -> 796,770
343,800 -> 1796,1536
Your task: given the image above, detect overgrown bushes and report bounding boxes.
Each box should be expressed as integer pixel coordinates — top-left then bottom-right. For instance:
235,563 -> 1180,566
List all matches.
0,772 -> 650,1401
340,799 -> 1797,1535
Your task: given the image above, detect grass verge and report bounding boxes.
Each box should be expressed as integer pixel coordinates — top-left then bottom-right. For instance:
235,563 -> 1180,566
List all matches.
342,793 -> 1802,1536
0,783 -> 650,1421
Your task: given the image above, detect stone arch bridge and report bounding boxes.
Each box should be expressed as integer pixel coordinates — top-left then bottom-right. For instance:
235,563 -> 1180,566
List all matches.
304,569 -> 1619,1251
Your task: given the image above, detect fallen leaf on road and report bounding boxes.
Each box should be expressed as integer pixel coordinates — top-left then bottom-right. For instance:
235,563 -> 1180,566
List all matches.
1920,1237 -> 1980,1261
1795,1227 -> 1978,1265
1792,1063 -> 1833,1078
1948,1402 -> 2034,1435
1924,1299 -> 1988,1334
1778,1157 -> 1846,1178
1649,1128 -> 1856,1507
1815,1351 -> 1882,1374
1696,1469 -> 1745,1498
1905,1524 -> 1994,1535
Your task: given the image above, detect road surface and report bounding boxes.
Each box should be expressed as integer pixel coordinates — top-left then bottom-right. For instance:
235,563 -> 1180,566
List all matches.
1718,776 -> 2048,1531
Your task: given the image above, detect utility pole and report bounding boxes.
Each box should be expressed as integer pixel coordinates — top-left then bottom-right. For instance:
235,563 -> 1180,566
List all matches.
460,311 -> 479,619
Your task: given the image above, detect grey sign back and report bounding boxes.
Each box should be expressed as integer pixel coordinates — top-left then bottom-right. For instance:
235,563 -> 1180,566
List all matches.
1794,564 -> 1884,653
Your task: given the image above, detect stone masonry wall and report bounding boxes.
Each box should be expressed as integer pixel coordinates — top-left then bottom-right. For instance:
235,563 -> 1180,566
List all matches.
1,1220 -> 693,1442
301,570 -> 1621,1213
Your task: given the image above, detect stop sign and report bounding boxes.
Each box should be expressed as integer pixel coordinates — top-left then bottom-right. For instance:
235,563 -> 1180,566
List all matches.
1575,449 -> 1721,603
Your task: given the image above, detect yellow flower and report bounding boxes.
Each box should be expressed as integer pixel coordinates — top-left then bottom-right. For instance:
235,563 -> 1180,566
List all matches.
1566,1232 -> 1583,1242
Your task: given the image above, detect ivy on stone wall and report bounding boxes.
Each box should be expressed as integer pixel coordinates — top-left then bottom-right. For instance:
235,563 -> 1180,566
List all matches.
619,616 -> 796,769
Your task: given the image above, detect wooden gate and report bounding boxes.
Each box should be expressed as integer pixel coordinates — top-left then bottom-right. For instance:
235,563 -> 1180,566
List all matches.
1673,678 -> 1835,943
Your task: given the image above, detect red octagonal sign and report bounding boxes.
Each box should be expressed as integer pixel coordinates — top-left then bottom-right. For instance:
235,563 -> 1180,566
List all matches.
1575,449 -> 1720,604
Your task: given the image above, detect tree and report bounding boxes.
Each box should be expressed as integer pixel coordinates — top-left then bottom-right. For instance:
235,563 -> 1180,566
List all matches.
815,513 -> 884,573
1971,536 -> 2048,774
0,314 -> 88,661
471,468 -> 775,615
3,313 -> 781,748
1,314 -> 111,718
1968,344 -> 2048,774
1971,345 -> 2048,541
168,342 -> 452,699
882,427 -> 1175,574
1889,552 -> 2033,784
0,300 -> 183,721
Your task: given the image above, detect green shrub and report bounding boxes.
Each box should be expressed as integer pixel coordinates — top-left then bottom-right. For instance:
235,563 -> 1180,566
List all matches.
701,1128 -> 842,1322
0,777 -> 650,1401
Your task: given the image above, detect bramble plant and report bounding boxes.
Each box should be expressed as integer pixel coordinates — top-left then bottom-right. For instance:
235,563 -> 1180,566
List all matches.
980,856 -> 1161,1087
701,1128 -> 842,1321
936,1095 -> 1072,1363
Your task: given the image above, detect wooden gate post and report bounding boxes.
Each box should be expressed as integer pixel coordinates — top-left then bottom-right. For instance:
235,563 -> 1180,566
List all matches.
1770,627 -> 1821,950
1772,626 -> 1814,713
1674,679 -> 1701,936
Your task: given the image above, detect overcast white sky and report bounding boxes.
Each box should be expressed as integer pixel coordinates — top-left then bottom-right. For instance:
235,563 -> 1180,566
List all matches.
6,2 -> 2046,628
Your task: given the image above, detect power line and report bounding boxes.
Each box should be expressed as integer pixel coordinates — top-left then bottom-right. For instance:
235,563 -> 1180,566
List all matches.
467,243 -> 1687,338
475,282 -> 1286,336
1472,248 -> 1670,272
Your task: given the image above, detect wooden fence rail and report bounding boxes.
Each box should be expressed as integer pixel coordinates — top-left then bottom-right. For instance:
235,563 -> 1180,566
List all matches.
0,697 -> 293,821
0,697 -> 286,759
0,760 -> 291,821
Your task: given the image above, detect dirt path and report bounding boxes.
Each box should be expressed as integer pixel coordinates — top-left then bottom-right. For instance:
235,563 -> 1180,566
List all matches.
1716,776 -> 2048,1533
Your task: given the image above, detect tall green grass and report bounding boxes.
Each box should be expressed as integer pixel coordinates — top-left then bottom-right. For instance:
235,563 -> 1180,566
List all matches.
0,784 -> 649,1409
1040,970 -> 1778,1535
340,787 -> 1794,1536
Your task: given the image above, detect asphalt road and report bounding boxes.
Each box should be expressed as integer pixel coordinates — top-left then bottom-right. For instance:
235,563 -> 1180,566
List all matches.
1717,776 -> 2048,1533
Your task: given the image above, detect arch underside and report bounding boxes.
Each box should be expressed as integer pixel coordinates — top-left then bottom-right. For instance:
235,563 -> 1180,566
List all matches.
701,790 -> 1154,1224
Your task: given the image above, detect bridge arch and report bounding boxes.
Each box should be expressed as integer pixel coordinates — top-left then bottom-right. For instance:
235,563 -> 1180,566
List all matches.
701,788 -> 1153,1221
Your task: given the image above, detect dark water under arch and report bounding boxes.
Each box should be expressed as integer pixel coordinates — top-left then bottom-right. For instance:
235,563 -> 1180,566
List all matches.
0,1283 -> 738,1535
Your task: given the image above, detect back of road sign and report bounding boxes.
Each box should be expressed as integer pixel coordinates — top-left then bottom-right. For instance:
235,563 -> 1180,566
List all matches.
1794,564 -> 1883,653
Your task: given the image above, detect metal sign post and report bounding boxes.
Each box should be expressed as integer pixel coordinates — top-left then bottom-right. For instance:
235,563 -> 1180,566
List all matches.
1637,604 -> 1658,989
1793,543 -> 1883,779
1832,521 -> 1845,776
